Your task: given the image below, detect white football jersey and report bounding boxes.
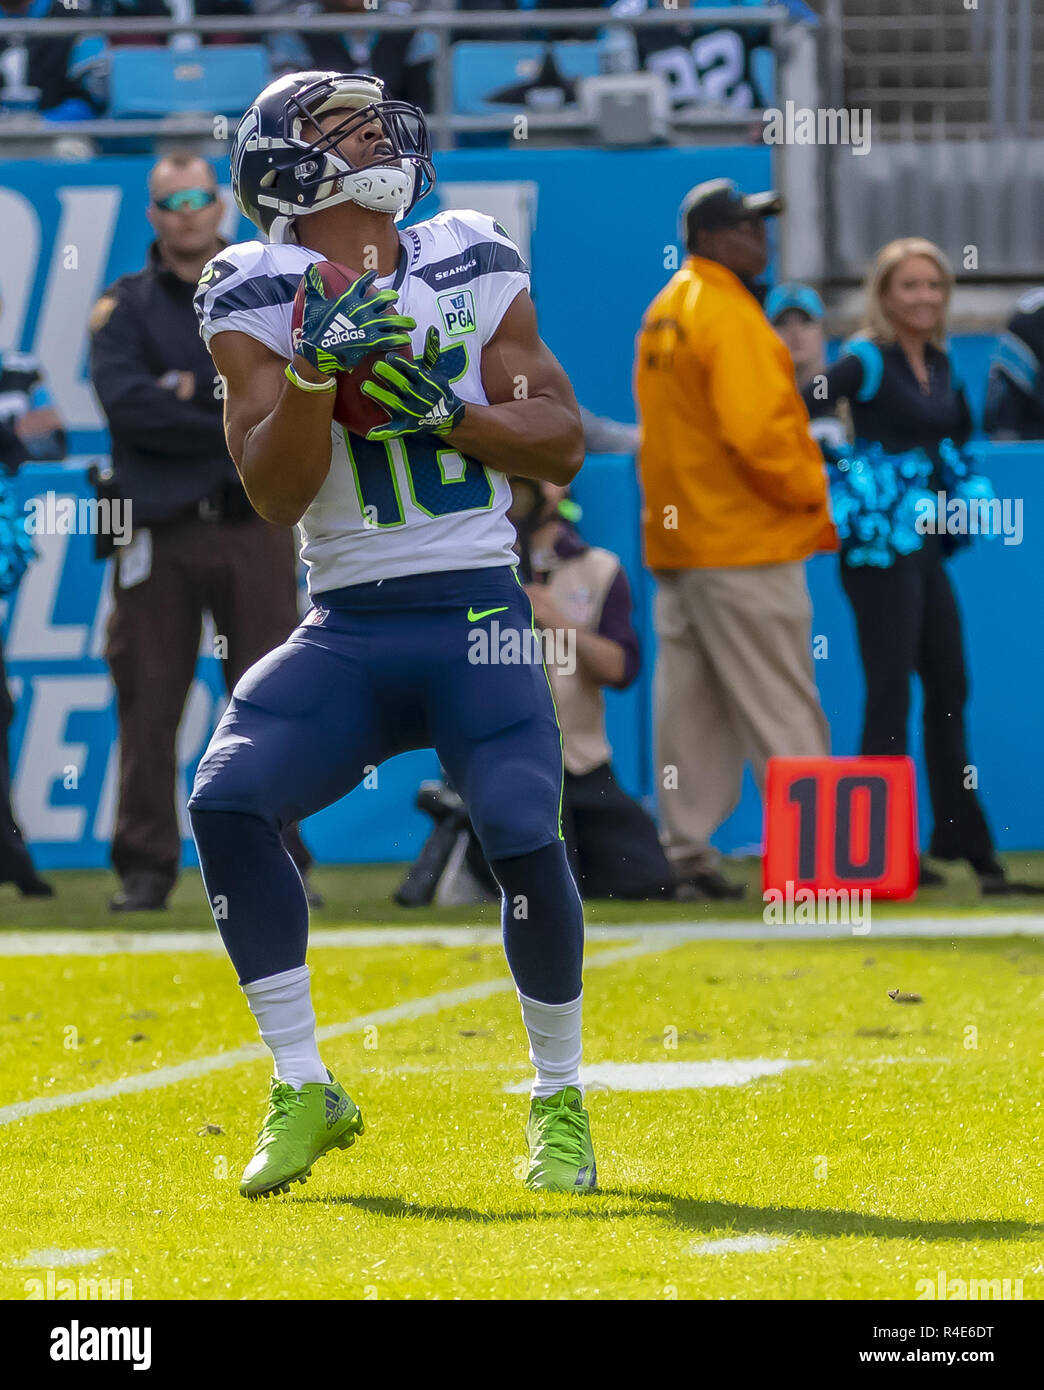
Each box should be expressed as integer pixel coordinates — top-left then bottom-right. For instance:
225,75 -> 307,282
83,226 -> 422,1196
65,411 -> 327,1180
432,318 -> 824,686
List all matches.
195,210 -> 528,593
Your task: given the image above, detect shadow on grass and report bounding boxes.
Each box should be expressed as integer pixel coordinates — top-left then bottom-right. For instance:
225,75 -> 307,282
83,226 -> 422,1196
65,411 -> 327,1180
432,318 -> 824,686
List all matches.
294,1188 -> 1044,1244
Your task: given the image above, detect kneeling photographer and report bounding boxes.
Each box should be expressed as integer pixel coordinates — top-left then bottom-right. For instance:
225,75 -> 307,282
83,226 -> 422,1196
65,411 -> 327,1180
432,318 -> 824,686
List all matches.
397,479 -> 673,905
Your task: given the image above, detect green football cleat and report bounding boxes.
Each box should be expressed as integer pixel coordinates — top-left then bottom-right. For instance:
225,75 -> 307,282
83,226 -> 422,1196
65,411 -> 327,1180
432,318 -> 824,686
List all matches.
240,1074 -> 364,1200
524,1086 -> 597,1192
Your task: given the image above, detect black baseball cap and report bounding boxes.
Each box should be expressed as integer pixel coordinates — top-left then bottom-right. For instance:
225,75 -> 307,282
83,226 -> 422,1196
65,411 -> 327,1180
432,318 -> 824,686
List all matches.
680,178 -> 785,248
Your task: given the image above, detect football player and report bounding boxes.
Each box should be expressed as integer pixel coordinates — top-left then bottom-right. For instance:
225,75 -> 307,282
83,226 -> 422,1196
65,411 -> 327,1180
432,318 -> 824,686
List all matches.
190,71 -> 596,1198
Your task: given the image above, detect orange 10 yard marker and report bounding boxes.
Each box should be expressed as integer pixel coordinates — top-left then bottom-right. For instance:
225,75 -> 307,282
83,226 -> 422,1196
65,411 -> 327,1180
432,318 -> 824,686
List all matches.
763,756 -> 919,901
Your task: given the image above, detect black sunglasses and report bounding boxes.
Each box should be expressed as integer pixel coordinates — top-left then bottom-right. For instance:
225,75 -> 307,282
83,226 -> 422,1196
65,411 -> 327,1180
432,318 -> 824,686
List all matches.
153,188 -> 218,213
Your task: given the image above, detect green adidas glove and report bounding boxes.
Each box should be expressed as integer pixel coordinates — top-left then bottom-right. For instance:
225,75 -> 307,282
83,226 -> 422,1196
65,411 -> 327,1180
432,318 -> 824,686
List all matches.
362,326 -> 466,440
295,265 -> 416,376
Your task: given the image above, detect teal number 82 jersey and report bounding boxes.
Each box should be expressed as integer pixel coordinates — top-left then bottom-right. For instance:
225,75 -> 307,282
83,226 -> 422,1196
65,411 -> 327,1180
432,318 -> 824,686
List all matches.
194,209 -> 528,594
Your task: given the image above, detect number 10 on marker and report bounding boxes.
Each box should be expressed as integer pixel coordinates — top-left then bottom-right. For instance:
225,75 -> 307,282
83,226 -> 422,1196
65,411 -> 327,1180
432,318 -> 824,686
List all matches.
763,756 -> 919,900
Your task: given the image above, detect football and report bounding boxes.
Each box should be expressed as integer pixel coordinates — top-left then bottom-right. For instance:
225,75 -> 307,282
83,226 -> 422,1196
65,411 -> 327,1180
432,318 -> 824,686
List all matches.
290,259 -> 413,438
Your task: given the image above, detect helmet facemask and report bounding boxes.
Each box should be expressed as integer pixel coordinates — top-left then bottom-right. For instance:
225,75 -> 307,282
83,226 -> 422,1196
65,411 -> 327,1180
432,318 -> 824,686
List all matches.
273,75 -> 433,222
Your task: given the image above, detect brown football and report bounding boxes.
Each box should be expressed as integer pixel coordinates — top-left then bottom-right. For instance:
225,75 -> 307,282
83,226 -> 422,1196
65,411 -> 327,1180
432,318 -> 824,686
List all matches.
290,259 -> 413,439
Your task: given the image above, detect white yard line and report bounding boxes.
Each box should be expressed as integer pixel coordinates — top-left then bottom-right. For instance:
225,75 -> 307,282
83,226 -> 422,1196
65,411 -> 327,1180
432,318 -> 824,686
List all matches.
688,1235 -> 786,1256
0,914 -> 1041,956
504,1059 -> 799,1093
10,1249 -> 115,1268
328,1055 -> 955,1084
0,941 -> 661,1129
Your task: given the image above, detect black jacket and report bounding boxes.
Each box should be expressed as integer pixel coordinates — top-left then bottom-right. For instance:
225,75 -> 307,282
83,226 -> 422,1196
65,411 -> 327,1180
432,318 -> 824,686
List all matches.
89,241 -> 246,527
984,292 -> 1044,440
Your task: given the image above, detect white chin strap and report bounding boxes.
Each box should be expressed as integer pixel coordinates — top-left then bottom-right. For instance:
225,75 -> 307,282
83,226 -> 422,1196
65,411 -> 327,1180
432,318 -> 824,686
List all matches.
266,156 -> 416,244
338,163 -> 414,215
308,152 -> 414,222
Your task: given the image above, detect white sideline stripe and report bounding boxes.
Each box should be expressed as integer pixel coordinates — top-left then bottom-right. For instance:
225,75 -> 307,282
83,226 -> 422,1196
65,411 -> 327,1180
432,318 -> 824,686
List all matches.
688,1235 -> 786,1256
504,1059 -> 797,1093
503,1054 -> 951,1094
10,1248 -> 115,1268
0,915 -> 1042,956
374,1055 -> 950,1080
0,941 -> 662,1128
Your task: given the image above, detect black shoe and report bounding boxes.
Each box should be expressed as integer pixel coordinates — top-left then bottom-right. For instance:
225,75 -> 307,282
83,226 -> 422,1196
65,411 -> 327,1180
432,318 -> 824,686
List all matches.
16,872 -> 54,898
0,844 -> 55,897
968,856 -> 1044,895
918,858 -> 945,887
676,870 -> 745,901
0,867 -> 54,897
109,871 -> 170,913
978,874 -> 1044,897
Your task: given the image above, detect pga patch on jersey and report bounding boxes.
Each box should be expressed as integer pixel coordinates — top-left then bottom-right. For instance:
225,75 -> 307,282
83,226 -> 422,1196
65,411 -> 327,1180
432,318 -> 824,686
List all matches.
438,289 -> 477,337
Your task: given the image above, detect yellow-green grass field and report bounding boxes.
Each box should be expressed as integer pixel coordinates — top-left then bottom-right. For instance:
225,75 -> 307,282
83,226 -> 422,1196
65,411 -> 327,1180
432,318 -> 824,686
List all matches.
0,862 -> 1041,1300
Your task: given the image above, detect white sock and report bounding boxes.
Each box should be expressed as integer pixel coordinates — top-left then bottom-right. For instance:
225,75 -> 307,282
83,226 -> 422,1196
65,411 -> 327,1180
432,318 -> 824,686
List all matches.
518,989 -> 583,1099
242,964 -> 327,1090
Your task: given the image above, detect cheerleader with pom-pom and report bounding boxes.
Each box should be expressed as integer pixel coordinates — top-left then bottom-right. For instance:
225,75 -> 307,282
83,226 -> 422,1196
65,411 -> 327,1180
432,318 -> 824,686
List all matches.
802,237 -> 1040,896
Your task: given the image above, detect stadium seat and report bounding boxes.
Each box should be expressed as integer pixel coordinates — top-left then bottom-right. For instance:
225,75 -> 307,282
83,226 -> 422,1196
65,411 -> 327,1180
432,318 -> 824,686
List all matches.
108,46 -> 271,119
453,41 -> 601,116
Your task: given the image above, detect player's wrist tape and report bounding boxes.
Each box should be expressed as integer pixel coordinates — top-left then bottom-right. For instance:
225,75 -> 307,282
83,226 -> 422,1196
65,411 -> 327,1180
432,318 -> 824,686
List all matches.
284,362 -> 336,394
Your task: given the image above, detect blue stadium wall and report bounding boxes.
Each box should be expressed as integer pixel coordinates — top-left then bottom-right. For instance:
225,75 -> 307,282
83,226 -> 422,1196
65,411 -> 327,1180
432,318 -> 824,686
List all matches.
0,149 -> 1039,868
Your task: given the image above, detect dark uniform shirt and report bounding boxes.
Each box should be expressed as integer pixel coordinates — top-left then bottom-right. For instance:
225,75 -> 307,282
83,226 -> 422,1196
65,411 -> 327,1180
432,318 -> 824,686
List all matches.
88,241 -> 249,527
983,288 -> 1044,440
803,339 -> 972,458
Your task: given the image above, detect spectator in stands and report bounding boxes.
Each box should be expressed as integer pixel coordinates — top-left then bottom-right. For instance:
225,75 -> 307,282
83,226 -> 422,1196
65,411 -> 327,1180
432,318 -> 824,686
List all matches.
100,0 -> 253,46
268,0 -> 433,108
0,308 -> 67,465
634,178 -> 835,900
603,0 -> 771,111
0,0 -> 106,119
766,282 -> 826,391
88,151 -> 318,913
768,281 -> 850,456
983,287 -> 1044,441
514,478 -> 674,900
803,237 -> 1040,896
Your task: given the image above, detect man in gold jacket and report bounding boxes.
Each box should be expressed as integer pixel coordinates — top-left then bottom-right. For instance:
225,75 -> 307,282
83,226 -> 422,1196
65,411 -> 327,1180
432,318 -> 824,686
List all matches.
634,179 -> 837,899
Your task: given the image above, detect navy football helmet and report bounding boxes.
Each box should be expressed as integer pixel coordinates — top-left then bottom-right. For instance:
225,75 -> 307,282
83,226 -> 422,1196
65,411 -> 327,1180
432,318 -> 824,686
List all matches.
231,71 -> 436,241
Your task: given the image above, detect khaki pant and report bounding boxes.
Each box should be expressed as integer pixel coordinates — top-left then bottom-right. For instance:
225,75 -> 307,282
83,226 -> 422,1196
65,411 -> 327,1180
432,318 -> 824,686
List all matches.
653,562 -> 830,876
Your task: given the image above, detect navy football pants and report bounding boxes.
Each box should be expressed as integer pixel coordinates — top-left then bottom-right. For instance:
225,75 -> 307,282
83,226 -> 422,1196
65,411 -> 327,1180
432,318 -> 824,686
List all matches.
189,565 -> 584,999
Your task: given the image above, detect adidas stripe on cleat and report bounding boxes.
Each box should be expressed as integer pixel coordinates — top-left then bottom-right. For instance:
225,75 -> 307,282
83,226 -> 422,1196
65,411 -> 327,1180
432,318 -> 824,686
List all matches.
240,1074 -> 364,1200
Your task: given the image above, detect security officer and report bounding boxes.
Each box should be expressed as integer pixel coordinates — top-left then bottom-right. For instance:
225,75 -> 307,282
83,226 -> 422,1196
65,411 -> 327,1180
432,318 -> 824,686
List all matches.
89,150 -> 317,913
635,179 -> 836,900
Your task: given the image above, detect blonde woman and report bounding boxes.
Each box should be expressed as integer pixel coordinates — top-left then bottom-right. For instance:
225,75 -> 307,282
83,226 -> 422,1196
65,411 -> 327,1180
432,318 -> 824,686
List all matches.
803,238 -> 1038,895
